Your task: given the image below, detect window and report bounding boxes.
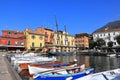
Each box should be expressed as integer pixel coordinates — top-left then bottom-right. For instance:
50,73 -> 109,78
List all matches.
114,37 -> 116,40
114,42 -> 116,45
8,40 -> 10,45
82,44 -> 84,47
104,34 -> 105,36
14,32 -> 17,35
50,33 -> 53,38
32,42 -> 34,47
113,32 -> 115,35
39,36 -> 43,40
57,41 -> 59,44
40,43 -> 42,47
68,42 -> 70,46
108,33 -> 110,36
31,35 -> 35,39
45,32 -> 48,38
7,32 -> 11,35
72,41 -> 73,45
21,42 -> 24,45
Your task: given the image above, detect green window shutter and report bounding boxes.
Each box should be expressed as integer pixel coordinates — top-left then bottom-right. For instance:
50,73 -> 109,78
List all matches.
32,42 -> 34,47
40,43 -> 42,47
8,40 -> 10,45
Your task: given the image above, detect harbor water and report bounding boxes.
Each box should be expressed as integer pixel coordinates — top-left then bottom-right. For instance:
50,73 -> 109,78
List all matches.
21,54 -> 120,80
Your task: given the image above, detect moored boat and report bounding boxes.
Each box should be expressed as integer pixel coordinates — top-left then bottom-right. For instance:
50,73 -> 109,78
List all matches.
28,62 -> 74,75
77,68 -> 120,80
17,61 -> 62,73
33,64 -> 94,80
12,56 -> 56,66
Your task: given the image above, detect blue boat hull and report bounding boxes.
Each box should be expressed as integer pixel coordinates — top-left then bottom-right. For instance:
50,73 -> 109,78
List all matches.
34,68 -> 94,80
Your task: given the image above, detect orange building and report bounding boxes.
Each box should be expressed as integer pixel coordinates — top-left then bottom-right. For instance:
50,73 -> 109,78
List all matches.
36,27 -> 54,52
75,33 -> 92,49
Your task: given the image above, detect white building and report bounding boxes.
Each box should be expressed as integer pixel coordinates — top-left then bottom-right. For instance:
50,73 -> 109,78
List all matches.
93,27 -> 120,47
53,31 -> 75,52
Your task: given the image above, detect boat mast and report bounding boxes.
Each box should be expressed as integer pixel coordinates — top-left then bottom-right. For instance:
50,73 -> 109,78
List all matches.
64,25 -> 68,45
54,15 -> 59,45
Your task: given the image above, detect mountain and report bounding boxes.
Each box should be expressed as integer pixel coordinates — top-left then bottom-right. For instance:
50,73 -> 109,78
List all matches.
94,20 -> 120,33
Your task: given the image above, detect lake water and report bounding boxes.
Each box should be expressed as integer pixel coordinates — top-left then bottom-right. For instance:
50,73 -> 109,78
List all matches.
21,54 -> 120,80
56,54 -> 120,73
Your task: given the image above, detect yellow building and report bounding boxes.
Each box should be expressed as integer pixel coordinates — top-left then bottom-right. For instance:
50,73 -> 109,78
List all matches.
24,28 -> 45,51
36,27 -> 54,52
53,31 -> 75,52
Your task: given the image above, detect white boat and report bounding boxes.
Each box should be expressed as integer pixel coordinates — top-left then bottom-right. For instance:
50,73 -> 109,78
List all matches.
13,56 -> 56,68
14,52 -> 37,58
10,52 -> 36,64
28,65 -> 54,75
28,63 -> 75,75
77,68 -> 120,80
107,54 -> 116,57
33,64 -> 94,80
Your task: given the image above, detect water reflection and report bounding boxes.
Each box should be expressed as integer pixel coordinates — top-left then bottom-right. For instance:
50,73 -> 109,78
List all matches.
56,55 -> 120,73
22,55 -> 120,80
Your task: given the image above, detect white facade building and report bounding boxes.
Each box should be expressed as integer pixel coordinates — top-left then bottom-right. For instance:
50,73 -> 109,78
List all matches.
93,28 -> 120,47
53,31 -> 75,52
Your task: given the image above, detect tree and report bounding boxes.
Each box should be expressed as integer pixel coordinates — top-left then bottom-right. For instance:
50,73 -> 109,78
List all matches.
89,40 -> 97,49
96,38 -> 105,47
107,41 -> 113,47
116,35 -> 120,45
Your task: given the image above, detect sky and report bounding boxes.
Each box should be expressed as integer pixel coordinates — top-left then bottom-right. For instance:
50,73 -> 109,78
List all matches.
0,0 -> 120,35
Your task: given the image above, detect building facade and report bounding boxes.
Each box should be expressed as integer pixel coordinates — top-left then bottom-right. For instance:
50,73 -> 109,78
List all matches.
0,30 -> 26,52
75,33 -> 91,49
52,31 -> 75,52
24,28 -> 45,51
36,27 -> 54,52
93,27 -> 120,47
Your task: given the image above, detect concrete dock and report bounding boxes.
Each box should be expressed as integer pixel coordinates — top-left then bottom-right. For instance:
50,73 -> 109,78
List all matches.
0,53 -> 22,80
